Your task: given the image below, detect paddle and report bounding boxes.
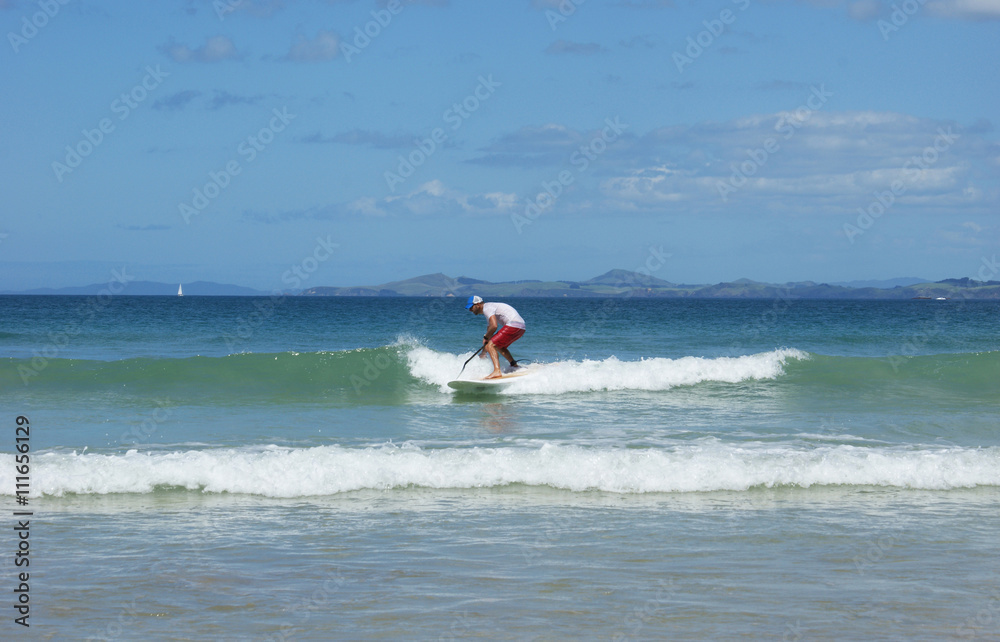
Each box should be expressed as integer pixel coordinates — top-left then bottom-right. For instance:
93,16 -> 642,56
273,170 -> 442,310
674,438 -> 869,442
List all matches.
456,345 -> 485,378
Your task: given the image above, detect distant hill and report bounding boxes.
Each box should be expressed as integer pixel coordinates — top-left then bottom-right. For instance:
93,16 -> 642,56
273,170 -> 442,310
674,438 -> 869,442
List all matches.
300,272 -> 1000,300
583,269 -> 675,288
302,273 -> 462,297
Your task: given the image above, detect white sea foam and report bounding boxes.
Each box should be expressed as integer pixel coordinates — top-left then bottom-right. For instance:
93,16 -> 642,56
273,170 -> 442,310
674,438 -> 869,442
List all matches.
5,442 -> 997,498
407,346 -> 808,394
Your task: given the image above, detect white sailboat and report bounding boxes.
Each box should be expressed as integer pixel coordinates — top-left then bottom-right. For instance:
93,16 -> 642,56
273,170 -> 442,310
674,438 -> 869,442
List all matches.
177,284 -> 183,297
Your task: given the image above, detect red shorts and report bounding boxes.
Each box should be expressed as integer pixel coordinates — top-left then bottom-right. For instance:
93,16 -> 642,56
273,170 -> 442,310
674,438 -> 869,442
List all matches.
490,325 -> 525,349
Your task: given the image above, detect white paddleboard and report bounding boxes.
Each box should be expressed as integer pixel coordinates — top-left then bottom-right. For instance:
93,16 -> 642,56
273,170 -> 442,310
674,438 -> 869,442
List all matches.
447,367 -> 536,393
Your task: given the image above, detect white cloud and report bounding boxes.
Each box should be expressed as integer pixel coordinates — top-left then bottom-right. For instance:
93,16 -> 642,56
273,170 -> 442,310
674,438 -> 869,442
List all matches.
847,0 -> 882,19
253,112 -> 997,225
261,181 -> 520,222
347,197 -> 387,217
161,36 -> 241,63
382,180 -> 515,217
545,39 -> 605,55
927,0 -> 1000,18
284,30 -> 341,62
596,110 -> 994,213
791,0 -> 1000,20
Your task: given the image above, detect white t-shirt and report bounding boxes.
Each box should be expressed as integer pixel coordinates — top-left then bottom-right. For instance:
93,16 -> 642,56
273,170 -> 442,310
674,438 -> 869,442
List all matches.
482,302 -> 525,329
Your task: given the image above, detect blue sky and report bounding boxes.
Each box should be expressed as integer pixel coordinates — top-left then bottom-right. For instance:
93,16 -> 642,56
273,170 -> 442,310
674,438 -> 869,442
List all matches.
1,0 -> 998,291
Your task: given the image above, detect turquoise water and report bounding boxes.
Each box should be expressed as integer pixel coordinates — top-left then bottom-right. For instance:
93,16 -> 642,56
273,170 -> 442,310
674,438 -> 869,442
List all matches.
2,296 -> 999,639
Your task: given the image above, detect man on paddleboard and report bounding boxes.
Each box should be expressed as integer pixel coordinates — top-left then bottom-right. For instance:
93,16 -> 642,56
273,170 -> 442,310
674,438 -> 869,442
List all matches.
465,295 -> 525,379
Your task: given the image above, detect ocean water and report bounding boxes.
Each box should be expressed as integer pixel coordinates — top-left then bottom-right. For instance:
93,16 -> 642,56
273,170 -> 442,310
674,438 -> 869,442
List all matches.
1,295 -> 999,640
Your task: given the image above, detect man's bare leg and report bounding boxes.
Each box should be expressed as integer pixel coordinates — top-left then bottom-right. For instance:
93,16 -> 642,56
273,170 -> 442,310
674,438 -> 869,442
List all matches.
484,341 -> 503,379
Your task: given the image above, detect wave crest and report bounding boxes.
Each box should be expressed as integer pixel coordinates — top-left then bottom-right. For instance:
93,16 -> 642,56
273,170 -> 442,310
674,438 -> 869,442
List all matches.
410,347 -> 807,394
6,442 -> 997,498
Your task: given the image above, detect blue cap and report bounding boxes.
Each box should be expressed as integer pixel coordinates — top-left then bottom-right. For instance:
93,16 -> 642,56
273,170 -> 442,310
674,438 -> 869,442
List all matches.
465,295 -> 482,309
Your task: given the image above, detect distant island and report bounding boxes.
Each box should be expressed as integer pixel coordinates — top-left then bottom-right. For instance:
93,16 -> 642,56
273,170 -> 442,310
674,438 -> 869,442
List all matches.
299,271 -> 1000,300
5,271 -> 1000,299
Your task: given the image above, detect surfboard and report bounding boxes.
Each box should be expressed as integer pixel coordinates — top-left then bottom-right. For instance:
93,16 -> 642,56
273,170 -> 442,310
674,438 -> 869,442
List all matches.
447,367 -> 535,393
